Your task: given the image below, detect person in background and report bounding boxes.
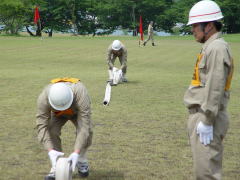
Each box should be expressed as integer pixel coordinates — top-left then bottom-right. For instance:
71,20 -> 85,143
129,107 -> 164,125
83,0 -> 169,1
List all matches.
143,21 -> 155,46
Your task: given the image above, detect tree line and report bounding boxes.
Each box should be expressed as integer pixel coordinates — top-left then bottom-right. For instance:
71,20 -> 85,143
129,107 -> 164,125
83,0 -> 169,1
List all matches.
0,0 -> 239,37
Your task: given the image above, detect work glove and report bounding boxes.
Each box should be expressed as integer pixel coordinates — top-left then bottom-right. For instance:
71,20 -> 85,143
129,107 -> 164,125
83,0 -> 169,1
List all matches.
118,69 -> 123,82
68,152 -> 79,172
108,70 -> 114,80
113,67 -> 118,72
48,150 -> 64,168
197,121 -> 213,146
119,69 -> 123,76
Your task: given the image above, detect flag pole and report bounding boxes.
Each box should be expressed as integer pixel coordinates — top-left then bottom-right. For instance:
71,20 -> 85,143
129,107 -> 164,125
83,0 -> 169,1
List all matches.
39,19 -> 43,40
139,15 -> 143,47
34,6 -> 42,39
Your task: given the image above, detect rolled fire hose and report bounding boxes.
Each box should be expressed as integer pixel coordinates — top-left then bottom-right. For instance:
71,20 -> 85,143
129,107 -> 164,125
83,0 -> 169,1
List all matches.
112,67 -> 123,85
55,158 -> 72,180
103,82 -> 111,106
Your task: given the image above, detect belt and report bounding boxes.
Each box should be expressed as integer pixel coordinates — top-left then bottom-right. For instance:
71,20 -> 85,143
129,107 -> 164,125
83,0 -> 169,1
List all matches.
188,105 -> 226,114
188,105 -> 201,114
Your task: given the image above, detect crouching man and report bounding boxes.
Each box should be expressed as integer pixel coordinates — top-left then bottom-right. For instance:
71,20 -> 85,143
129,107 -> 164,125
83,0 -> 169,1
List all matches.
36,78 -> 93,180
107,40 -> 128,85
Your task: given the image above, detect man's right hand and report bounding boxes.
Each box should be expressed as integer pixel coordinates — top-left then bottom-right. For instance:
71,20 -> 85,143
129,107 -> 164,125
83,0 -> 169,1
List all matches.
48,150 -> 64,168
196,121 -> 213,146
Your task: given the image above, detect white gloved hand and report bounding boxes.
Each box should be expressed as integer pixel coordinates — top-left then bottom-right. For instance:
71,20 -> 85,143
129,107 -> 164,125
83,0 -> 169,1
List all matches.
112,67 -> 118,72
48,150 -> 64,168
68,152 -> 79,172
112,67 -> 119,85
197,121 -> 213,145
108,70 -> 113,80
118,69 -> 123,82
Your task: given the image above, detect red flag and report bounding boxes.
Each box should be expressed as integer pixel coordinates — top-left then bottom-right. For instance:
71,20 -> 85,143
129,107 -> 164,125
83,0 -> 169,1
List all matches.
139,16 -> 143,41
34,6 -> 40,24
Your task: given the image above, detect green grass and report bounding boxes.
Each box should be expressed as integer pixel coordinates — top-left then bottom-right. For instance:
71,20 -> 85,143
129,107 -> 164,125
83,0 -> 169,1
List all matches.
0,34 -> 239,180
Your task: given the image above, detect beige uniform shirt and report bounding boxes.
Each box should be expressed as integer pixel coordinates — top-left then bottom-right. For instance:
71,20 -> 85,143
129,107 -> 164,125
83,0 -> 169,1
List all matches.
184,32 -> 233,125
107,43 -> 127,69
148,24 -> 153,35
36,82 -> 92,150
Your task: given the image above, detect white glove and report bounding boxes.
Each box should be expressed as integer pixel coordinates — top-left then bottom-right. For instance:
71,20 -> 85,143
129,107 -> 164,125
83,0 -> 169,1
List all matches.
112,68 -> 119,85
197,121 -> 213,146
48,150 -> 64,168
112,67 -> 118,73
108,70 -> 113,80
118,69 -> 123,81
68,152 -> 79,172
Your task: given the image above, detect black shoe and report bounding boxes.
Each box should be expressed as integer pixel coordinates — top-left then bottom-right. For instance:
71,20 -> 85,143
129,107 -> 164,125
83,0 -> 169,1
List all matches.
143,42 -> 146,46
107,79 -> 117,86
44,173 -> 55,180
152,43 -> 155,46
107,79 -> 114,86
77,161 -> 89,177
122,77 -> 128,82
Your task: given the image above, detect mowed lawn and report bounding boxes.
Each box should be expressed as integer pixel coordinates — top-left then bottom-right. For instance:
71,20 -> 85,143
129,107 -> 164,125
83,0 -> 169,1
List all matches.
0,34 -> 239,180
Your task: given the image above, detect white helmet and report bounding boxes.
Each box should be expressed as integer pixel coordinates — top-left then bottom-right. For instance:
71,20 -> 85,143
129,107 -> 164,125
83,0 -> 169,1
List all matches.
48,83 -> 73,111
112,40 -> 122,51
187,0 -> 223,25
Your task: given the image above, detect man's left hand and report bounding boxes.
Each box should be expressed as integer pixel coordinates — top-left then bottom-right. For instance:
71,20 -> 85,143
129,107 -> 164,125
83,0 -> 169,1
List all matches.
68,152 -> 79,172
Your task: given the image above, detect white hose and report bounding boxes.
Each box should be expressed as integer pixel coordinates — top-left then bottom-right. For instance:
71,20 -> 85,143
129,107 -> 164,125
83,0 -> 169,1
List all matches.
103,82 -> 111,106
55,158 -> 72,180
113,67 -> 123,85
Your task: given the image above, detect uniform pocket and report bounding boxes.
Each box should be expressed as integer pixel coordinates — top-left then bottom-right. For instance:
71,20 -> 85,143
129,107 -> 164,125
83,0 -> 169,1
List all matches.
187,113 -> 200,139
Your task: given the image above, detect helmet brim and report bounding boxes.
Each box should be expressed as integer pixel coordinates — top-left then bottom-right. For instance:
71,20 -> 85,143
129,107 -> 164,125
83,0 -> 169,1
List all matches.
112,47 -> 121,51
187,16 -> 223,25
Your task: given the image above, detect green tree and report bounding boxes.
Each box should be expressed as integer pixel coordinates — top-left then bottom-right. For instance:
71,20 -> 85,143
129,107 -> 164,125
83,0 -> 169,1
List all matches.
216,0 -> 240,33
24,0 -> 73,37
173,0 -> 240,34
88,0 -> 176,35
40,0 -> 72,36
0,0 -> 32,34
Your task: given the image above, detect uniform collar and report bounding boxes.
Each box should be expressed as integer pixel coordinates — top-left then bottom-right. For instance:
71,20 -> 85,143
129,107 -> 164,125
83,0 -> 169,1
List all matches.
202,32 -> 222,51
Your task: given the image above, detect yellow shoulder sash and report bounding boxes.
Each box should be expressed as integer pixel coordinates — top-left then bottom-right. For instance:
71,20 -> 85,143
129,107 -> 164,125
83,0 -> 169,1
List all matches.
51,77 -> 80,84
191,54 -> 203,86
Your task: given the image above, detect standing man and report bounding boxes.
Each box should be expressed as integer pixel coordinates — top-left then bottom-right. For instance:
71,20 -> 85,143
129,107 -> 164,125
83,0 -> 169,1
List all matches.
143,21 -> 155,46
183,0 -> 234,179
107,40 -> 128,85
36,78 -> 93,180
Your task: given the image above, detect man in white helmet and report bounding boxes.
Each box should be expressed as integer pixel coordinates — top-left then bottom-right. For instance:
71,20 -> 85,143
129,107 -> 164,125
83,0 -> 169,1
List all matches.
36,78 -> 93,180
107,40 -> 128,85
143,21 -> 155,46
183,0 -> 234,179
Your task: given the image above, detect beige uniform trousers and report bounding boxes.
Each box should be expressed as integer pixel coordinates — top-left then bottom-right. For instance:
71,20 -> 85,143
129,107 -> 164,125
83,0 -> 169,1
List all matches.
187,109 -> 229,180
49,113 -> 91,160
109,55 -> 127,74
144,33 -> 154,44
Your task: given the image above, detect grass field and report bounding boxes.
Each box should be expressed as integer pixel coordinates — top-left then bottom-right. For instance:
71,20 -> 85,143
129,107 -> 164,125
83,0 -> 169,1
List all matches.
0,34 -> 239,180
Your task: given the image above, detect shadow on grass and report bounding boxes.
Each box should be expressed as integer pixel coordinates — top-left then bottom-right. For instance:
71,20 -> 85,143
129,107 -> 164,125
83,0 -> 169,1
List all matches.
73,170 -> 124,180
120,80 -> 141,85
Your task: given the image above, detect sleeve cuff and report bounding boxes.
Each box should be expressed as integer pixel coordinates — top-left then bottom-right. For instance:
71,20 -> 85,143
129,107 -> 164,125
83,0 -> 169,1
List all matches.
44,141 -> 54,151
199,111 -> 213,125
